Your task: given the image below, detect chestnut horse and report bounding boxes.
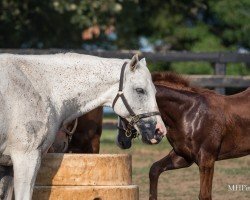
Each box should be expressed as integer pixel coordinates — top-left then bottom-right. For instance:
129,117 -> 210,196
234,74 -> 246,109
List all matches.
68,107 -> 103,153
118,73 -> 250,200
49,107 -> 103,153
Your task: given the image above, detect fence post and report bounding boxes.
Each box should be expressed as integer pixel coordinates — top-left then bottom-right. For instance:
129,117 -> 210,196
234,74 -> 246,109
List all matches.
214,62 -> 226,94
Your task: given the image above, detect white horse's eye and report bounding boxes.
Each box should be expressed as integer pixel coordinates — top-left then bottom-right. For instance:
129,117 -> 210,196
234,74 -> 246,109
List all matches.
136,88 -> 145,94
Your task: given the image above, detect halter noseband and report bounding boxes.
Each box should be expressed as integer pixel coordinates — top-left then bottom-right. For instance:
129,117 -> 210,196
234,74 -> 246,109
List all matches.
112,62 -> 161,138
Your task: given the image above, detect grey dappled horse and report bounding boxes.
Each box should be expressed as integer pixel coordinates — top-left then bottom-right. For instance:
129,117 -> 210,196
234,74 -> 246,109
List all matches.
0,53 -> 166,199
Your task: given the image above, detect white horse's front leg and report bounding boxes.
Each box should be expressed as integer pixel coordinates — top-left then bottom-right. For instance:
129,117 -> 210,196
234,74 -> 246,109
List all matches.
11,150 -> 41,200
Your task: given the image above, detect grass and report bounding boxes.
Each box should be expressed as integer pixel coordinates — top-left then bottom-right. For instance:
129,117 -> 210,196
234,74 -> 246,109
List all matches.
100,130 -> 250,200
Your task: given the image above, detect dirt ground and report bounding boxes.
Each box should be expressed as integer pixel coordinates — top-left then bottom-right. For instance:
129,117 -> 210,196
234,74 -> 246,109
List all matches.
100,130 -> 250,200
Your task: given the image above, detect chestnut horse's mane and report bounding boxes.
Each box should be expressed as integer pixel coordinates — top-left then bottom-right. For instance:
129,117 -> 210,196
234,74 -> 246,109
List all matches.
152,72 -> 190,88
152,72 -> 216,94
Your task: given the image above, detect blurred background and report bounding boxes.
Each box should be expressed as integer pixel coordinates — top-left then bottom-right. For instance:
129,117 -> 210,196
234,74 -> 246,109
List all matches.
1,0 -> 250,51
1,0 -> 250,77
1,1 -> 250,199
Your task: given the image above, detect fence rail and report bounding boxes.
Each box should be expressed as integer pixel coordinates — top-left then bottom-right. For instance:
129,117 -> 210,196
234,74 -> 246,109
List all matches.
1,49 -> 250,62
1,49 -> 250,93
188,75 -> 250,88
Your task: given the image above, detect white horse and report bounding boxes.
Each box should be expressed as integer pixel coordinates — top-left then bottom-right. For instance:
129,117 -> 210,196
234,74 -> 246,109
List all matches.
0,53 -> 166,200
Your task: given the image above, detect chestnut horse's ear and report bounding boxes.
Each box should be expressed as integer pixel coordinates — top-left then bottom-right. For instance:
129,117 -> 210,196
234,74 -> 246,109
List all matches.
130,54 -> 139,71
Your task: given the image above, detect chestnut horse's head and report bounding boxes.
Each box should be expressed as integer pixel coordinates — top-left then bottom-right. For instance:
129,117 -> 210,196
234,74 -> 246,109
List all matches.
49,120 -> 77,153
49,129 -> 68,153
112,55 -> 166,145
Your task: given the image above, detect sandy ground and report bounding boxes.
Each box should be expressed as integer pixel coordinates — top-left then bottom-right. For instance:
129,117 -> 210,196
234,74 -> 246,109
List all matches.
100,130 -> 250,200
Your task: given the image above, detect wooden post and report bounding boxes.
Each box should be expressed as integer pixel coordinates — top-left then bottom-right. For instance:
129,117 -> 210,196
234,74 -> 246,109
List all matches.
214,62 -> 226,94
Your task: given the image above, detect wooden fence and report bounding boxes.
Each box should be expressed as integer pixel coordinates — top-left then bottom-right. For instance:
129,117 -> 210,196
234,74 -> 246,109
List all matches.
1,49 -> 250,94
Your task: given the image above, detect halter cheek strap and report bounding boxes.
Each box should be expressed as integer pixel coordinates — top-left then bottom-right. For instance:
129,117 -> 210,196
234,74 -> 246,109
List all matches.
112,61 -> 161,137
112,62 -> 136,116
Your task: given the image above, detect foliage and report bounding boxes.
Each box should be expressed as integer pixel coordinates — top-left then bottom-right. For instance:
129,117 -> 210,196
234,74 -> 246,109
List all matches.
1,0 -> 249,74
0,0 -> 119,48
209,0 -> 250,49
147,62 -> 171,72
170,62 -> 213,75
116,0 -> 250,51
226,63 -> 250,75
1,0 -> 250,51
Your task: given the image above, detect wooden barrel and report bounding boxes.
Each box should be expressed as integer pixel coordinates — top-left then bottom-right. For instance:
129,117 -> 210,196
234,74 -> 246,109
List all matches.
33,154 -> 139,200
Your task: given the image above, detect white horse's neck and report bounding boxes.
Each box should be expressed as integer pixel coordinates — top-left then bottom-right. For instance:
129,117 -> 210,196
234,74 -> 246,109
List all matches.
21,53 -> 127,124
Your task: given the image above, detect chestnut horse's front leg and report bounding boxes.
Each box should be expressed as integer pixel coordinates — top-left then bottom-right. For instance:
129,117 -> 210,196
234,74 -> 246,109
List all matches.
149,149 -> 193,200
90,134 -> 101,153
198,152 -> 216,200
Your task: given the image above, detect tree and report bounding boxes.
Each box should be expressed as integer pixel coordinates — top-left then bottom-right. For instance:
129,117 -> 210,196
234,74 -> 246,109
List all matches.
0,0 -> 119,48
0,0 -> 249,52
115,0 -> 250,51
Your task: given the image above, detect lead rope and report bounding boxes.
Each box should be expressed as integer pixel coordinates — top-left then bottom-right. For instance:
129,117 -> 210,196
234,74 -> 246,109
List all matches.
62,118 -> 78,142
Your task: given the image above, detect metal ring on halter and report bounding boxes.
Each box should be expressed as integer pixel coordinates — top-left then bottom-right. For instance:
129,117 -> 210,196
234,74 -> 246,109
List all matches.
117,120 -> 139,139
125,129 -> 132,137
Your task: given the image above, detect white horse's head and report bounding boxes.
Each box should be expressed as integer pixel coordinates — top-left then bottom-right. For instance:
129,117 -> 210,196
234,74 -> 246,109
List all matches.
112,55 -> 166,144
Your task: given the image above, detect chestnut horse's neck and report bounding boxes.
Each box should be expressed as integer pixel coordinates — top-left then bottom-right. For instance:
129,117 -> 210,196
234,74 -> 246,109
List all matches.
155,84 -> 201,129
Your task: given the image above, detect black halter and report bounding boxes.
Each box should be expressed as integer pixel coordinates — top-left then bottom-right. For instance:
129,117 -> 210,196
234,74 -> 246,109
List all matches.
117,116 -> 138,138
112,62 -> 161,138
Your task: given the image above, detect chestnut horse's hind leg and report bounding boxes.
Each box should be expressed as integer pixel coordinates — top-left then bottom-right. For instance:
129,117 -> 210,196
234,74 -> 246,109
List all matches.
198,152 -> 215,200
149,149 -> 193,200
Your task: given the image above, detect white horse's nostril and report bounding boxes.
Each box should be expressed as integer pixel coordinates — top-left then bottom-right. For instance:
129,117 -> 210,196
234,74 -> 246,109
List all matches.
155,128 -> 160,135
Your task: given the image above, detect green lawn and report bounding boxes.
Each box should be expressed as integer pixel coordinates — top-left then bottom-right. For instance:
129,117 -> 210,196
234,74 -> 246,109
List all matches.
100,130 -> 250,200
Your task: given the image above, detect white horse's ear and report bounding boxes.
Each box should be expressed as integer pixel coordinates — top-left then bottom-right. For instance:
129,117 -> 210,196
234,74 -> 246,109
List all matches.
140,58 -> 147,66
130,54 -> 139,71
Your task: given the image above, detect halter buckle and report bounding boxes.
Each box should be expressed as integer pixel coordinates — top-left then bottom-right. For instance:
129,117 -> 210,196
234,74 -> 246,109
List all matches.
132,115 -> 140,123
